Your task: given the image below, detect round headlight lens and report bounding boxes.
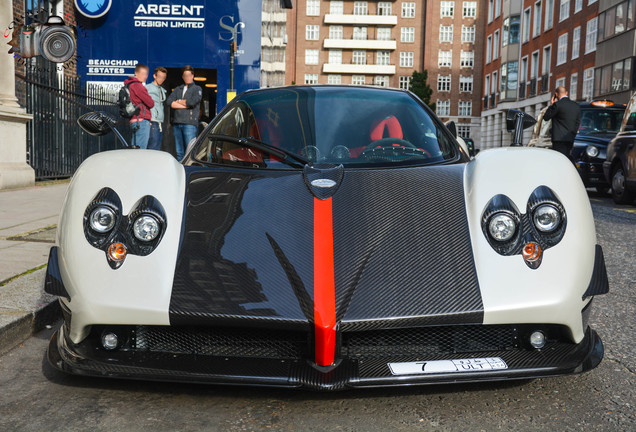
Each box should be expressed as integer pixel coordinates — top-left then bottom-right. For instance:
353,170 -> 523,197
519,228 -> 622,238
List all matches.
585,145 -> 599,158
89,206 -> 116,233
533,204 -> 561,232
488,213 -> 517,242
133,215 -> 160,241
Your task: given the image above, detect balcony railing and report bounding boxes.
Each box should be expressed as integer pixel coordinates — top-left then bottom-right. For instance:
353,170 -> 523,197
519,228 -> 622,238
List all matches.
324,14 -> 398,26
529,78 -> 537,97
323,38 -> 397,50
489,93 -> 496,108
518,82 -> 526,99
540,74 -> 549,94
483,95 -> 489,109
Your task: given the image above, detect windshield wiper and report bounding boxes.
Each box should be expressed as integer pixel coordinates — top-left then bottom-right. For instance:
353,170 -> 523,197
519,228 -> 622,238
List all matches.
207,134 -> 310,168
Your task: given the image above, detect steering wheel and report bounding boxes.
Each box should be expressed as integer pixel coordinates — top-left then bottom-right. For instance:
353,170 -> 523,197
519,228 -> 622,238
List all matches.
361,138 -> 432,158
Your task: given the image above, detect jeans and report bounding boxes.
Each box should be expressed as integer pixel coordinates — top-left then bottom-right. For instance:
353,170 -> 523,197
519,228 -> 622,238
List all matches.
173,123 -> 197,161
148,121 -> 163,151
131,120 -> 150,149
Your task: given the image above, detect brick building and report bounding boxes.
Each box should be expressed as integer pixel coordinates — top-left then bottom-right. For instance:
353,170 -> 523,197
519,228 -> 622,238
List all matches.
423,0 -> 485,145
480,0 -> 599,148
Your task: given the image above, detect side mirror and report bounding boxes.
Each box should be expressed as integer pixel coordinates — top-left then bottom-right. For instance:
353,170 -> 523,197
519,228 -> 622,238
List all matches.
77,111 -> 132,148
445,121 -> 458,138
506,109 -> 537,146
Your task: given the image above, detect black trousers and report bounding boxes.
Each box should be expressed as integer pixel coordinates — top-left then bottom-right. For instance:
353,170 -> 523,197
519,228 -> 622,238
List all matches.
552,141 -> 574,161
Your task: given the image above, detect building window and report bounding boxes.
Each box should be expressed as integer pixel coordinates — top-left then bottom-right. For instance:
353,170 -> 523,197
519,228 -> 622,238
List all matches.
495,0 -> 502,17
502,15 -> 520,45
462,26 -> 476,43
402,2 -> 416,18
575,0 -> 582,13
354,1 -> 368,15
533,1 -> 542,37
329,49 -> 342,64
545,0 -> 554,30
330,1 -> 344,14
307,0 -> 320,16
570,73 -> 578,99
375,76 -> 389,87
520,56 -> 528,84
585,17 -> 597,53
306,25 -> 319,41
399,76 -> 412,89
353,26 -> 368,40
353,50 -> 367,65
486,35 -> 492,63
572,26 -> 580,59
378,2 -> 392,15
556,33 -> 568,65
400,52 -> 414,67
377,51 -> 391,65
401,27 -> 415,42
493,30 -> 500,59
329,25 -> 343,39
377,27 -> 391,40
522,8 -> 531,42
460,51 -> 475,68
582,68 -> 593,99
492,71 -> 498,93
460,75 -> 474,92
556,77 -> 566,89
305,74 -> 318,84
531,51 -> 539,79
440,25 -> 454,42
485,74 -> 491,96
305,49 -> 319,65
441,1 -> 455,17
328,74 -> 342,84
352,75 -> 366,85
438,50 -> 453,67
463,1 -> 477,18
488,0 -> 494,23
437,100 -> 451,116
438,75 -> 452,91
457,125 -> 471,138
542,45 -> 551,76
559,0 -> 570,22
458,101 -> 472,116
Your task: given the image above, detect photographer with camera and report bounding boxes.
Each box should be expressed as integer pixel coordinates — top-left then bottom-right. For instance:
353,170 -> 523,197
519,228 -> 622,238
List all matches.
124,64 -> 155,149
543,86 -> 581,161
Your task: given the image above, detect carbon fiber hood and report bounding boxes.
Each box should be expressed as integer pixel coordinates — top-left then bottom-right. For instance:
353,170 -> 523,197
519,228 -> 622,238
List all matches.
169,164 -> 483,329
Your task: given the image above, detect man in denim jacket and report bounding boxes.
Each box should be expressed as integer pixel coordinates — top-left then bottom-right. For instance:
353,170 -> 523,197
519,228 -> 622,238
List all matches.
146,67 -> 167,151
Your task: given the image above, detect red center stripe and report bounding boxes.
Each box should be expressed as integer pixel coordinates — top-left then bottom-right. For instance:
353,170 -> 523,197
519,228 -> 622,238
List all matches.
313,197 -> 336,367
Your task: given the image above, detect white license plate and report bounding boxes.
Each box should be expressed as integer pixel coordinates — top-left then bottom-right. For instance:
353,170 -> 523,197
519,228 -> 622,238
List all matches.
388,357 -> 508,375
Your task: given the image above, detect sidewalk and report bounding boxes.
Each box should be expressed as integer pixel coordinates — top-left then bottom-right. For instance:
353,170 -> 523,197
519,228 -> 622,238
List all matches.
0,181 -> 69,354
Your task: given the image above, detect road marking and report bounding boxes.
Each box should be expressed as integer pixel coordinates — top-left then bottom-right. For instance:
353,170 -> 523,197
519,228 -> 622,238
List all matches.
614,208 -> 636,215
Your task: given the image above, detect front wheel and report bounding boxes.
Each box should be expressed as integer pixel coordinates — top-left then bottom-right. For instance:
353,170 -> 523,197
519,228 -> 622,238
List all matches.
611,165 -> 636,204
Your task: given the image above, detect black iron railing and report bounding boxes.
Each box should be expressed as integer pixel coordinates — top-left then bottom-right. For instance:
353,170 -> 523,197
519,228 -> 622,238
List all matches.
529,78 -> 537,96
518,82 -> 526,99
541,74 -> 549,94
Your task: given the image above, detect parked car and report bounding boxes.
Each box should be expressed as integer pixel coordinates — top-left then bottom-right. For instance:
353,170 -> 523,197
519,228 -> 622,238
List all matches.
528,100 -> 626,194
45,86 -> 608,390
604,92 -> 636,204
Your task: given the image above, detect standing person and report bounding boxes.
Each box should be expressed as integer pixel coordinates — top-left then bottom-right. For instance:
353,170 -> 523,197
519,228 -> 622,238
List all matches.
543,86 -> 581,161
167,65 -> 202,160
146,66 -> 167,151
124,64 -> 154,149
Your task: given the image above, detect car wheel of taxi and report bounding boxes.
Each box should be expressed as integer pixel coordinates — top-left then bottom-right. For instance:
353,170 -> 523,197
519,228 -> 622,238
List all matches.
611,165 -> 636,204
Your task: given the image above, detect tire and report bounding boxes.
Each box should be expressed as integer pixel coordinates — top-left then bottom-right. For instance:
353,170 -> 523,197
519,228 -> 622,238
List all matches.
611,165 -> 636,204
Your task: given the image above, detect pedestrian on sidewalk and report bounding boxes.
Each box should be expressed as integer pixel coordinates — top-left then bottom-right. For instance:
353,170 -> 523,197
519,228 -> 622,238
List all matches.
167,65 -> 202,160
544,86 -> 581,161
124,64 -> 155,149
146,66 -> 168,151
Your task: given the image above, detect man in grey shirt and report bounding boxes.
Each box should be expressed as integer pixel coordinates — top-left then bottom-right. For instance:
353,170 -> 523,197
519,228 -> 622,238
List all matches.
146,67 -> 167,151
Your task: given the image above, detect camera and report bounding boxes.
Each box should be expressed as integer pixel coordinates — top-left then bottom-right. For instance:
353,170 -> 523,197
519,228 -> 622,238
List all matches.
19,16 -> 76,63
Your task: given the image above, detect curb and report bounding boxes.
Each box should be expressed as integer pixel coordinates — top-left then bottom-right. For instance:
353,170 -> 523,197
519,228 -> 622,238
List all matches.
0,268 -> 61,356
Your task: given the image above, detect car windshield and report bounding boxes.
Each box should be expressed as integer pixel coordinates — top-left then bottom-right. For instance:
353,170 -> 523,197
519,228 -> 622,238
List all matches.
192,86 -> 458,168
578,107 -> 626,136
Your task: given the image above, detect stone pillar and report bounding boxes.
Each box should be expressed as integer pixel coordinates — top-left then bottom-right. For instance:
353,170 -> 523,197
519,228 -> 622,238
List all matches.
0,1 -> 35,190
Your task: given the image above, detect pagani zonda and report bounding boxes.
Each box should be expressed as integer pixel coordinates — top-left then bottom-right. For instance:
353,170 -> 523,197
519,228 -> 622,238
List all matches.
45,86 -> 608,390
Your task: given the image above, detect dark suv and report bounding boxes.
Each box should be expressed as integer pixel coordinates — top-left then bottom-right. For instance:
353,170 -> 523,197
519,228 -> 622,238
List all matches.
604,93 -> 636,204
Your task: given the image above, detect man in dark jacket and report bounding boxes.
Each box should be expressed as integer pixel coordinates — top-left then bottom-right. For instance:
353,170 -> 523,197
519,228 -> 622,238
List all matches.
543,86 -> 581,160
167,65 -> 202,160
124,64 -> 154,149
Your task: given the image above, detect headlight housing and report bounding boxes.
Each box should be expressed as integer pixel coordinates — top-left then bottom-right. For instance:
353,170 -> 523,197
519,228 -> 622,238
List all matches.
133,215 -> 161,241
488,213 -> 517,242
585,145 -> 599,158
532,204 -> 561,233
89,206 -> 116,233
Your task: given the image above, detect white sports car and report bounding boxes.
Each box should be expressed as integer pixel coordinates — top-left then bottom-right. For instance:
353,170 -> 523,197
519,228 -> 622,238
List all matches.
44,86 -> 608,390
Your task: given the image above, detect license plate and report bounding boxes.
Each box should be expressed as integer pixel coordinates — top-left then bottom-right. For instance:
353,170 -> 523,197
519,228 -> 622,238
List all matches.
388,357 -> 508,375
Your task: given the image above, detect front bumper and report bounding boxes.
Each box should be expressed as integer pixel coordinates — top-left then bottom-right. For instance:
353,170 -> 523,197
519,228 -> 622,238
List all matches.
47,322 -> 604,391
575,160 -> 609,188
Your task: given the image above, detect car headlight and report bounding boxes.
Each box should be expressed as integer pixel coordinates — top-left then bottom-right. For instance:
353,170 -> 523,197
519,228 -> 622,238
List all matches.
89,206 -> 116,233
488,213 -> 517,242
133,215 -> 160,241
585,145 -> 599,158
533,204 -> 561,233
